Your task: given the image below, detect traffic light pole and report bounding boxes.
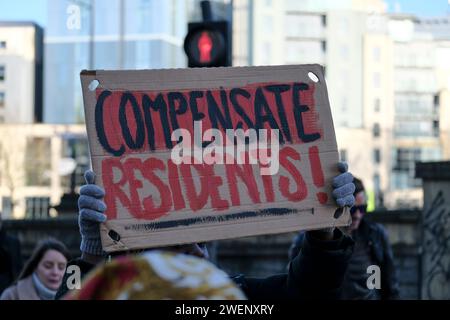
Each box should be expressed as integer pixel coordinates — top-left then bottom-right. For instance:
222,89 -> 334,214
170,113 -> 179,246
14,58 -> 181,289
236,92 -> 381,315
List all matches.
184,1 -> 232,67
201,0 -> 213,22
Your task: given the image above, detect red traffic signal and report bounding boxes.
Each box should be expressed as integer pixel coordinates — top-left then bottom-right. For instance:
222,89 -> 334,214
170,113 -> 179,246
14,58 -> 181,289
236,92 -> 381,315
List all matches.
184,21 -> 230,67
198,31 -> 213,63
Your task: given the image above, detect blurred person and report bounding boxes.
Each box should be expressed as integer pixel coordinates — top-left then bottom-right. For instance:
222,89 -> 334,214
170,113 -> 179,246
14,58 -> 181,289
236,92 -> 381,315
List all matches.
0,214 -> 23,295
57,162 -> 356,300
65,250 -> 246,300
1,238 -> 70,300
288,177 -> 400,300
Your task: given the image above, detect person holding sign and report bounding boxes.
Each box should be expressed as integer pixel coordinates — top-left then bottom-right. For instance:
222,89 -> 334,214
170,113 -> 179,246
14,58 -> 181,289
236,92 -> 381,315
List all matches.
288,178 -> 400,300
56,162 -> 355,300
68,65 -> 358,300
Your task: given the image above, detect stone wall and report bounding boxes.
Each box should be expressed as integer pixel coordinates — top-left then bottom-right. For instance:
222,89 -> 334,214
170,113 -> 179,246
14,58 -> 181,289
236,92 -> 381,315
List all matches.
416,161 -> 450,300
2,209 -> 422,299
213,210 -> 421,299
2,217 -> 81,263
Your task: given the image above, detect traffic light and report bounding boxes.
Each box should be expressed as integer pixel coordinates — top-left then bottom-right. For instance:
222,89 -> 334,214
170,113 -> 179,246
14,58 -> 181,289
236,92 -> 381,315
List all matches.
184,21 -> 231,68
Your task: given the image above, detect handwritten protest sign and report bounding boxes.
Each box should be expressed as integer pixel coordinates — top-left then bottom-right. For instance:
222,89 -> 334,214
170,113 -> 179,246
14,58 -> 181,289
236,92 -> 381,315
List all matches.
80,65 -> 350,252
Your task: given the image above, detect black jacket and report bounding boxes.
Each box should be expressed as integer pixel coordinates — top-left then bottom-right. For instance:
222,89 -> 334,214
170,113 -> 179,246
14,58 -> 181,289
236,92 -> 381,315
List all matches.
290,218 -> 400,300
0,229 -> 23,295
357,218 -> 400,299
56,228 -> 354,300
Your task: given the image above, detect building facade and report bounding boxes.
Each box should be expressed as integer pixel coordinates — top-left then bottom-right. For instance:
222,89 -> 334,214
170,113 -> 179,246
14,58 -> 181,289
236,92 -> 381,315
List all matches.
44,0 -> 196,124
0,124 -> 87,219
43,0 -> 231,124
232,0 -> 390,208
232,0 -> 450,209
0,22 -> 44,124
386,15 -> 448,208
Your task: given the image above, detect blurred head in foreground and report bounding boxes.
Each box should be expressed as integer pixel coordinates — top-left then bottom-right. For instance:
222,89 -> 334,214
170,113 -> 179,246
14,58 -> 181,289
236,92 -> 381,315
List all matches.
66,250 -> 246,300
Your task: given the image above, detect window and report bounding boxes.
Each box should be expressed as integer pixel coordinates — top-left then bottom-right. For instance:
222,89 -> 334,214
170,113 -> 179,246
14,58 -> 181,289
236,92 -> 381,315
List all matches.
339,18 -> 349,34
0,65 -> 4,81
374,98 -> 380,112
262,15 -> 273,35
0,41 -> 5,49
392,148 -> 423,189
321,41 -> 327,52
261,42 -> 272,65
341,97 -> 347,112
373,148 -> 381,164
373,173 -> 382,207
373,72 -> 381,88
25,197 -> 50,219
321,15 -> 327,27
0,92 -> 4,107
340,149 -> 347,162
1,197 -> 12,217
394,148 -> 421,172
434,94 -> 440,106
373,123 -> 381,137
373,173 -> 381,192
340,45 -> 349,60
61,136 -> 90,192
25,138 -> 51,186
373,46 -> 381,62
433,120 -> 439,137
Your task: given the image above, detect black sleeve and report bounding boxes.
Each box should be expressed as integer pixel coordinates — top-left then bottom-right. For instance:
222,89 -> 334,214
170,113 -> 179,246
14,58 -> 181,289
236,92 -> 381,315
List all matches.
10,236 -> 23,280
55,258 -> 96,300
0,233 -> 23,294
232,228 -> 354,299
378,226 -> 400,300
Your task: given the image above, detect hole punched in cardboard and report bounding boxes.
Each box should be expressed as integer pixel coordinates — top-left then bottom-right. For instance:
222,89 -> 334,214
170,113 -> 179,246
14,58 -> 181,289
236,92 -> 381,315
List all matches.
334,207 -> 344,219
308,71 -> 319,83
108,229 -> 121,242
88,79 -> 100,91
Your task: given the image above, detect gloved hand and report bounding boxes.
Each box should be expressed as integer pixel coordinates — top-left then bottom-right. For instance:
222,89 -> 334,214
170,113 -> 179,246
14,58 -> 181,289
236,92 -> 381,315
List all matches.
78,170 -> 107,256
310,162 -> 355,240
332,162 -> 355,207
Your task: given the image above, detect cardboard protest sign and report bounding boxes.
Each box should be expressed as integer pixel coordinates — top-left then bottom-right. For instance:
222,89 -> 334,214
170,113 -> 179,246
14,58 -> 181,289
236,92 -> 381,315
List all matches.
80,64 -> 350,252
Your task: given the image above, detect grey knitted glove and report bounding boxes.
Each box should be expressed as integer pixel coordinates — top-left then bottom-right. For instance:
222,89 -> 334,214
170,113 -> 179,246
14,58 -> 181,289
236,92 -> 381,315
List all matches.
78,170 -> 107,256
308,162 -> 356,238
332,161 -> 355,207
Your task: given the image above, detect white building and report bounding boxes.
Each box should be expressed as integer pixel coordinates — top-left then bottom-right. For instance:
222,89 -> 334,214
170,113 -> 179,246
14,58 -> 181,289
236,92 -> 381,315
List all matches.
0,22 -> 44,124
232,0 -> 450,209
232,0 -> 391,208
385,15 -> 448,208
0,124 -> 87,219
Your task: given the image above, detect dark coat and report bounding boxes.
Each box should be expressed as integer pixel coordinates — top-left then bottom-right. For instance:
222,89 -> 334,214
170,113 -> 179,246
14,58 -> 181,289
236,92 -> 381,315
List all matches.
0,229 -> 23,295
290,218 -> 400,300
357,218 -> 400,299
232,228 -> 354,299
56,229 -> 354,300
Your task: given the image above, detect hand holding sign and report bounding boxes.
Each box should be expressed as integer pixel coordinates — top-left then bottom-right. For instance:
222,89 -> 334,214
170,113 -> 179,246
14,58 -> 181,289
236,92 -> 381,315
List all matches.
76,162 -> 355,255
78,170 -> 107,256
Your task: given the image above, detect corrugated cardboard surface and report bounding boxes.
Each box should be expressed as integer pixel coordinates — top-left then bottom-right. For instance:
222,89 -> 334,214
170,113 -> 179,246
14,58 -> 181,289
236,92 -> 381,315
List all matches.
80,65 -> 350,252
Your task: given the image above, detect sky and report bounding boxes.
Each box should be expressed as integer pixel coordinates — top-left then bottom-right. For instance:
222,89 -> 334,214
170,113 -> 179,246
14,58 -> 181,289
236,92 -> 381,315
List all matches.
0,0 -> 448,28
0,0 -> 47,26
385,0 -> 450,16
